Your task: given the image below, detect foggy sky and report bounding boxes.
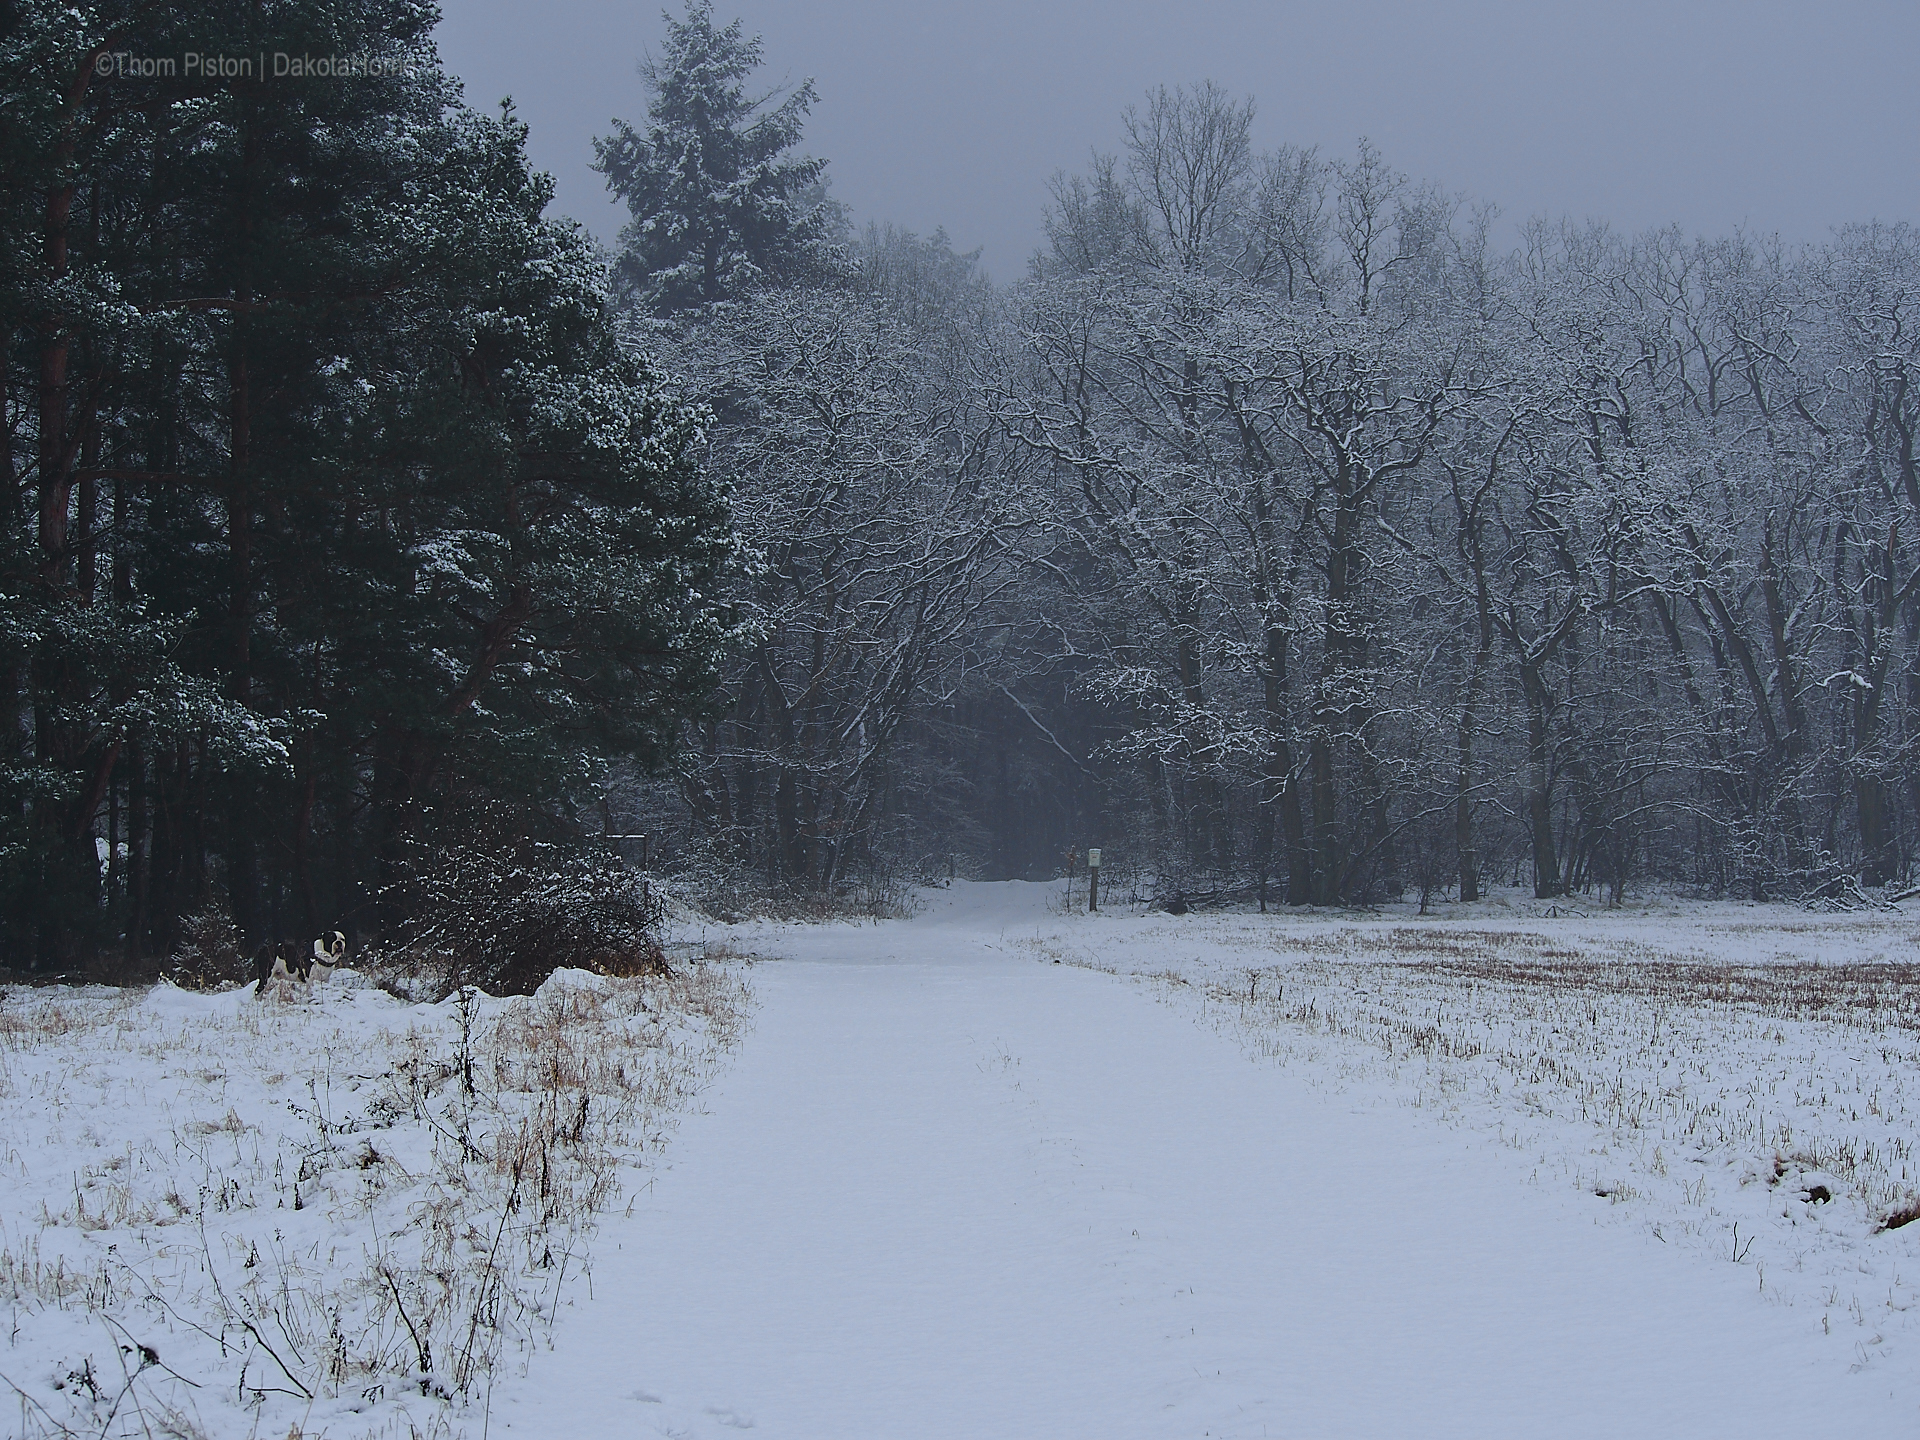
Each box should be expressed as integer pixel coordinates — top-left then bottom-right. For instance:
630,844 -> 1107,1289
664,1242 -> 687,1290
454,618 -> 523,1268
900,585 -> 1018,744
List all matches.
434,0 -> 1920,282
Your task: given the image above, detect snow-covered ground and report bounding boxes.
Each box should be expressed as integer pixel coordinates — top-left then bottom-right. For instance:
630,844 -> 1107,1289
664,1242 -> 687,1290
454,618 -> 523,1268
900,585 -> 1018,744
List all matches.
501,880 -> 1918,1437
8,881 -> 1920,1436
0,964 -> 746,1439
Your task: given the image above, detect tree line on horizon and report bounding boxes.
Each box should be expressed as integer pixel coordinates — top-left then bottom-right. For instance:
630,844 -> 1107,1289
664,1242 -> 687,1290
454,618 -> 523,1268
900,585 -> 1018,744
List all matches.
7,0 -> 1920,973
600,4 -> 1920,914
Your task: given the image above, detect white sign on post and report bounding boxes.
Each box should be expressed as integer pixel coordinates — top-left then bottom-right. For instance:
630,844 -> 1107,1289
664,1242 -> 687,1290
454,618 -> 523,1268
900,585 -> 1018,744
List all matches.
1088,848 -> 1101,868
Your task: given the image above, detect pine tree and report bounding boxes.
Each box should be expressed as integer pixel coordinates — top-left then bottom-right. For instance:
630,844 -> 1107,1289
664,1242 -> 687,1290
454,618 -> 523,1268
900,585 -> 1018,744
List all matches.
593,1 -> 841,315
0,0 -> 742,968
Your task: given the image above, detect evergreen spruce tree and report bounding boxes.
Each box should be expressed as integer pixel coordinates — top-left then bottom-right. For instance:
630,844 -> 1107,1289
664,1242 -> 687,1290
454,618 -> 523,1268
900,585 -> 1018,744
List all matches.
593,1 -> 841,315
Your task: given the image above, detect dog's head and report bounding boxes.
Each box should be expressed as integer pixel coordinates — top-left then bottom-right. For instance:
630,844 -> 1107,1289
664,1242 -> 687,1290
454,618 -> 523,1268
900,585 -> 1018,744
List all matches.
314,931 -> 347,963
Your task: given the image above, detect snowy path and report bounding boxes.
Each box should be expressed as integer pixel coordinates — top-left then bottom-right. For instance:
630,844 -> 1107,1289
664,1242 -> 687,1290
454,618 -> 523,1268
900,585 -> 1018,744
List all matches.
492,909 -> 1912,1437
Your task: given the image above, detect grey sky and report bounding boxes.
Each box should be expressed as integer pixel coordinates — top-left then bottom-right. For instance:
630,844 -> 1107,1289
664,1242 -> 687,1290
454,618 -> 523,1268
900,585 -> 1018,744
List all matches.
435,0 -> 1919,282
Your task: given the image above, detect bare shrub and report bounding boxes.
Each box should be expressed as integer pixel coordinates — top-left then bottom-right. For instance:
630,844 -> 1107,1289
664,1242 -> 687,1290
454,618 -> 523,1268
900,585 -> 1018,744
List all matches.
657,836 -> 922,923
386,842 -> 668,997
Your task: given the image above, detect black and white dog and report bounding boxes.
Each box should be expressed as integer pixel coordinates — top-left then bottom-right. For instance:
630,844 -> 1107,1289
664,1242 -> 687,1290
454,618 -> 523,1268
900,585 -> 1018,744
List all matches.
309,930 -> 346,982
253,931 -> 348,994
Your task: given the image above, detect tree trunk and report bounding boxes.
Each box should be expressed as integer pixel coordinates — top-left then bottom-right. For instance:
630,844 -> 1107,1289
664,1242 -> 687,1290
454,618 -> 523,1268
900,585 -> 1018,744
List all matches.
1520,663 -> 1562,899
1455,627 -> 1491,902
126,740 -> 148,963
1310,477 -> 1365,905
1858,774 -> 1896,887
76,418 -> 98,602
293,751 -> 318,935
38,183 -> 74,591
224,341 -> 261,940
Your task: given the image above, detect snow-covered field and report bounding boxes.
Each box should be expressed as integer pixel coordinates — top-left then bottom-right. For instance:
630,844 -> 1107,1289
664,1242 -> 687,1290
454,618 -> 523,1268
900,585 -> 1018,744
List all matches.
0,964 -> 747,1439
1023,894 -> 1920,1373
8,881 -> 1920,1437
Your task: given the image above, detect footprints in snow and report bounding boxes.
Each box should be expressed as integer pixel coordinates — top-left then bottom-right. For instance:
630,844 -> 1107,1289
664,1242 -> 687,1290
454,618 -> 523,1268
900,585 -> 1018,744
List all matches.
628,1387 -> 756,1432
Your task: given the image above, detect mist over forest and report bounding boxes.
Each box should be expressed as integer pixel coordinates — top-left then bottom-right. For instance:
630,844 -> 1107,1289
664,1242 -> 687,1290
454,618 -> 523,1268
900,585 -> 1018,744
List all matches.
8,0 -> 1920,970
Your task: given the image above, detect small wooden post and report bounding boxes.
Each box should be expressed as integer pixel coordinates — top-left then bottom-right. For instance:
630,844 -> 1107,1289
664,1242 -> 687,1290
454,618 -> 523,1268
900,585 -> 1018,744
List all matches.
1087,847 -> 1101,912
